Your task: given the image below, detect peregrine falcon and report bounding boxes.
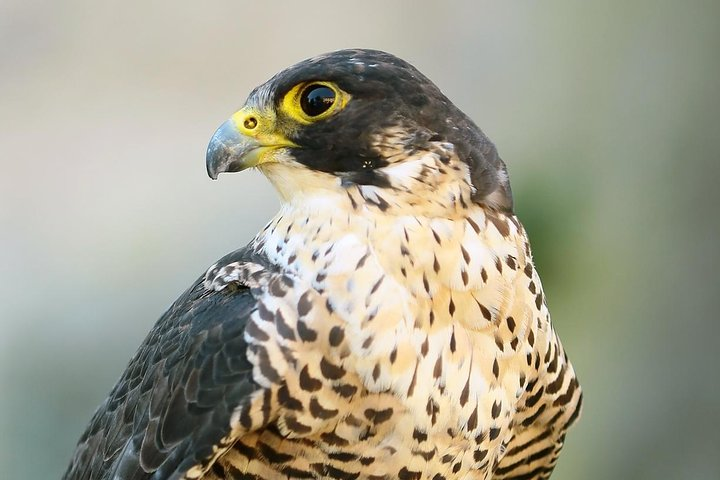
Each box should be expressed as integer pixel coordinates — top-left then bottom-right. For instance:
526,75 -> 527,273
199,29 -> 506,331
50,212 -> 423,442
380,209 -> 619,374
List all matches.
64,49 -> 582,480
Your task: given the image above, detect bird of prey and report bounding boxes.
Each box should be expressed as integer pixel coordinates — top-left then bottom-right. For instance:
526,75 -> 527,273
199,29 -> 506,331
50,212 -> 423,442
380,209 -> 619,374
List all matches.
64,49 -> 581,480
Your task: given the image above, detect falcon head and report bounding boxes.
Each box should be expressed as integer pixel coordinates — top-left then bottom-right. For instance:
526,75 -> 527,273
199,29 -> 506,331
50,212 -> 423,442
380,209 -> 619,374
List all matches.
207,49 -> 513,212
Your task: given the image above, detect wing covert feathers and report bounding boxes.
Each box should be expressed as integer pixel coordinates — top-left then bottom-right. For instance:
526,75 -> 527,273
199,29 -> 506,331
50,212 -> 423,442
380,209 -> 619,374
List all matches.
63,248 -> 272,480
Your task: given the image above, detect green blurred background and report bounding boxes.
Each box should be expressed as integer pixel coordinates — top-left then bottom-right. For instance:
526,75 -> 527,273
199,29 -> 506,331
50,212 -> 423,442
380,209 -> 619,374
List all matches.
1,1 -> 718,478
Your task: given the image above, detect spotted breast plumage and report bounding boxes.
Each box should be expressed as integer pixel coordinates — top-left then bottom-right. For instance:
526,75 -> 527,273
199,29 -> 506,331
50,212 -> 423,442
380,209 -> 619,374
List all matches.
64,49 -> 582,480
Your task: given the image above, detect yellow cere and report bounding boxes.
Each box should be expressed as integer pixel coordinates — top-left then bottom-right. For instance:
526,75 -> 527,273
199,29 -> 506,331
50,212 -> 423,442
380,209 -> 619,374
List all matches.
230,107 -> 298,150
231,107 -> 271,136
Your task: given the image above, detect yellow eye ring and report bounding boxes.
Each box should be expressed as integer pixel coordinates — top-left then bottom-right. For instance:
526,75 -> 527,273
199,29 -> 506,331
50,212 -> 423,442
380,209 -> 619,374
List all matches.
281,81 -> 350,124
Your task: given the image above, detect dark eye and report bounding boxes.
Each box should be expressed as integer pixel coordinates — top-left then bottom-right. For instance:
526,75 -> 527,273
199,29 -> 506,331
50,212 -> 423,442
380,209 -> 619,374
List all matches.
300,84 -> 336,117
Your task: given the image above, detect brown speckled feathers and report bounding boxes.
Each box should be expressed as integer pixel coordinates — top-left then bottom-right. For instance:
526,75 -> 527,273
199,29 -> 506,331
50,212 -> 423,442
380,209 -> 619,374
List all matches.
64,49 -> 581,480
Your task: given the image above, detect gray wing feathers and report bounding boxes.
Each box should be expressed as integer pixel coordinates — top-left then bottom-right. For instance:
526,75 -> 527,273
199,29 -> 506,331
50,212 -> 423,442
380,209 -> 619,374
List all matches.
63,248 -> 266,480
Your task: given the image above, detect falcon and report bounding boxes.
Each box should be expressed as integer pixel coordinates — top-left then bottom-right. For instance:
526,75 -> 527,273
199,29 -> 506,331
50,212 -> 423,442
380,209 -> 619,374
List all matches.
64,49 -> 582,480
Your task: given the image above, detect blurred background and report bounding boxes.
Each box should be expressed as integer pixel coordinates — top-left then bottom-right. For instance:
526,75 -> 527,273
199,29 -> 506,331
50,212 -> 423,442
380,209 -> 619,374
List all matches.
1,0 -> 718,478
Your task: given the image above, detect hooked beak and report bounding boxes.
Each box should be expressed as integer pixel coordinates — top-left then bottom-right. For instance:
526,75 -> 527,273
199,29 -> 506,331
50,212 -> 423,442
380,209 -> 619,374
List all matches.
205,119 -> 264,180
206,107 -> 298,180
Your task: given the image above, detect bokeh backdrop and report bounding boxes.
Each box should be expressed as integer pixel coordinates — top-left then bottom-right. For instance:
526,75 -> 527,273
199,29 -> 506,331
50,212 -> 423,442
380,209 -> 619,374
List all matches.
1,1 -> 719,478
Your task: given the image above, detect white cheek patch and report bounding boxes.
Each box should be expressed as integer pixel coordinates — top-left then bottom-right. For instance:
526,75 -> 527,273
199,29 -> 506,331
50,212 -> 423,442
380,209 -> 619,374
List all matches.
260,162 -> 342,201
258,141 -> 475,218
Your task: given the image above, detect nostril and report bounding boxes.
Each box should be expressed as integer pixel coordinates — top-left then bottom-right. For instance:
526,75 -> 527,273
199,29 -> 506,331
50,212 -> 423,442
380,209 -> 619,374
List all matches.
244,117 -> 258,130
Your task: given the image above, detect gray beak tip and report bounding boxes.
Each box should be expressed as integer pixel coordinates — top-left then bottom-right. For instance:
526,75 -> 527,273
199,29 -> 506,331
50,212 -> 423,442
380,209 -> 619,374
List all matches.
205,119 -> 262,179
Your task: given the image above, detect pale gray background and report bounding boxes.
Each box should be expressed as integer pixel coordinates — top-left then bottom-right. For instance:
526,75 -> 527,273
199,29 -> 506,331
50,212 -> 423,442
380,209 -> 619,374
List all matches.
1,1 -> 719,478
